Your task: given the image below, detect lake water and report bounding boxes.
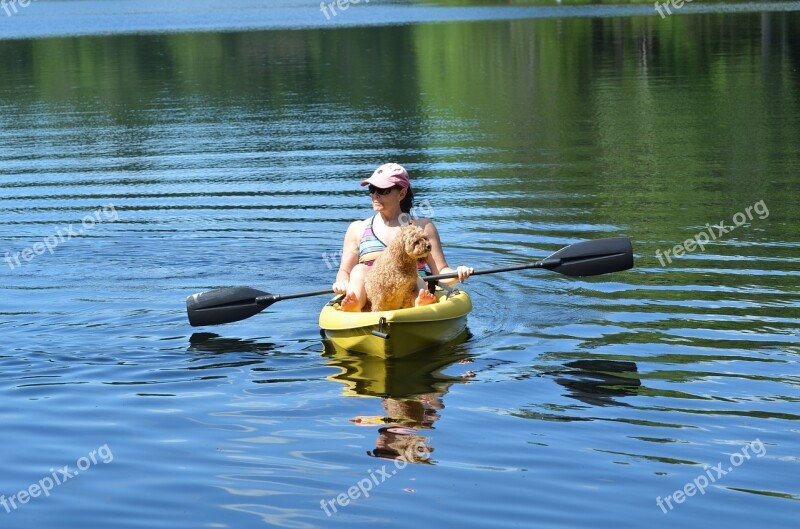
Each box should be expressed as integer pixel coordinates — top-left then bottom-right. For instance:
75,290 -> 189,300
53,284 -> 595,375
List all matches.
1,1 -> 799,528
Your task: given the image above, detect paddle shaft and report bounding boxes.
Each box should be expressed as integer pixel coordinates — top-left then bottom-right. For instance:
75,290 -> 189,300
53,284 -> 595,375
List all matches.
423,259 -> 556,283
257,260 -> 559,304
255,289 -> 333,305
260,251 -> 607,302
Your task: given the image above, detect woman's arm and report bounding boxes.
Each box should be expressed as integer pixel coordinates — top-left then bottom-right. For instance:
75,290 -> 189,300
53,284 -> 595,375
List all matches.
417,219 -> 472,285
333,220 -> 363,293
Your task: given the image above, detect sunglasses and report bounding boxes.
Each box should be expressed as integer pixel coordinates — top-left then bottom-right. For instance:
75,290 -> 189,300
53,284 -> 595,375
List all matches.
368,185 -> 398,196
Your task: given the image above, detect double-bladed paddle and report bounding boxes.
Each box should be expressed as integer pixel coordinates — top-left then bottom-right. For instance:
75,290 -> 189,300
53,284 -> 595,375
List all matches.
186,236 -> 634,327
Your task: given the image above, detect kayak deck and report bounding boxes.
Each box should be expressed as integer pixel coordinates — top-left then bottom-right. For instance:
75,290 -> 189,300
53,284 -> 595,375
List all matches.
319,286 -> 472,358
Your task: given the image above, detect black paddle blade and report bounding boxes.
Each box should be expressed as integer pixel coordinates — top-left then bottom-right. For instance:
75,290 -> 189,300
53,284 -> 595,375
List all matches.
186,287 -> 273,327
544,237 -> 634,277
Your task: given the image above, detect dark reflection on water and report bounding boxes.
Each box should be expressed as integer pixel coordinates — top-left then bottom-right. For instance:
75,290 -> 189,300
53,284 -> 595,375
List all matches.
549,359 -> 642,408
0,9 -> 798,529
188,332 -> 278,356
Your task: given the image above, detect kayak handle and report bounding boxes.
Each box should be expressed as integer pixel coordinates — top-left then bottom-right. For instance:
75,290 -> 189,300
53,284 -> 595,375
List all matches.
372,317 -> 390,340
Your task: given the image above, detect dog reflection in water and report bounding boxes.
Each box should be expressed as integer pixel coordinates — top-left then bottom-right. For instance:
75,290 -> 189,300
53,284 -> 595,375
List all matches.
353,395 -> 443,464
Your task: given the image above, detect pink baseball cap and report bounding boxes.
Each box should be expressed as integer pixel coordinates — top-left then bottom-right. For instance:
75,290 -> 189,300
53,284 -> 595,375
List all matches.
361,163 -> 410,189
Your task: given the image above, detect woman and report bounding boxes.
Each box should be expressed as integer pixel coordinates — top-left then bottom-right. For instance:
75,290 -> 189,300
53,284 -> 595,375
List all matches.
332,163 -> 473,312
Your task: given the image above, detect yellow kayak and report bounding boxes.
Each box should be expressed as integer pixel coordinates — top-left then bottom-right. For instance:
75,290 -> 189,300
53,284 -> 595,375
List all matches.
319,286 -> 472,358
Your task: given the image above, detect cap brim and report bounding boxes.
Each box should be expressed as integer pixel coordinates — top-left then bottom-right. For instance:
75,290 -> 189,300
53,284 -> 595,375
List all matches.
360,178 -> 393,188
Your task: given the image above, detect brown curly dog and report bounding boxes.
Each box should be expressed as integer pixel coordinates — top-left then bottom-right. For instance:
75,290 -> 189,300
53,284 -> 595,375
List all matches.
365,225 -> 433,312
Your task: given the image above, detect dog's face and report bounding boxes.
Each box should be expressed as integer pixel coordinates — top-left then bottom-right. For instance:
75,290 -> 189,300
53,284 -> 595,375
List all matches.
400,225 -> 432,261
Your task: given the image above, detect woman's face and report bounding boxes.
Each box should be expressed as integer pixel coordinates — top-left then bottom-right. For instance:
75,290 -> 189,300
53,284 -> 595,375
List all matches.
370,185 -> 406,212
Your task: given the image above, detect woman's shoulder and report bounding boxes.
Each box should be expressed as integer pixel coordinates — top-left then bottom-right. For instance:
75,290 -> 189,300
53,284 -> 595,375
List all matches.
410,216 -> 433,228
345,217 -> 370,238
411,217 -> 437,232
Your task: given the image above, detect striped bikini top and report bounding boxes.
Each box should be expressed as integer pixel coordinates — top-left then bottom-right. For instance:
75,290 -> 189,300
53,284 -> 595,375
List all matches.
358,215 -> 429,275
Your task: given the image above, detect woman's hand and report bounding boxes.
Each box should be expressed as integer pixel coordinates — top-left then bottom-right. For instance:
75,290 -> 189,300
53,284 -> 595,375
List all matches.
456,266 -> 474,282
332,280 -> 349,294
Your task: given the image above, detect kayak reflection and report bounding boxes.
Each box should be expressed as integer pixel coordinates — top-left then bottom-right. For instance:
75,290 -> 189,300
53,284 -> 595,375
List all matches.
322,330 -> 473,464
